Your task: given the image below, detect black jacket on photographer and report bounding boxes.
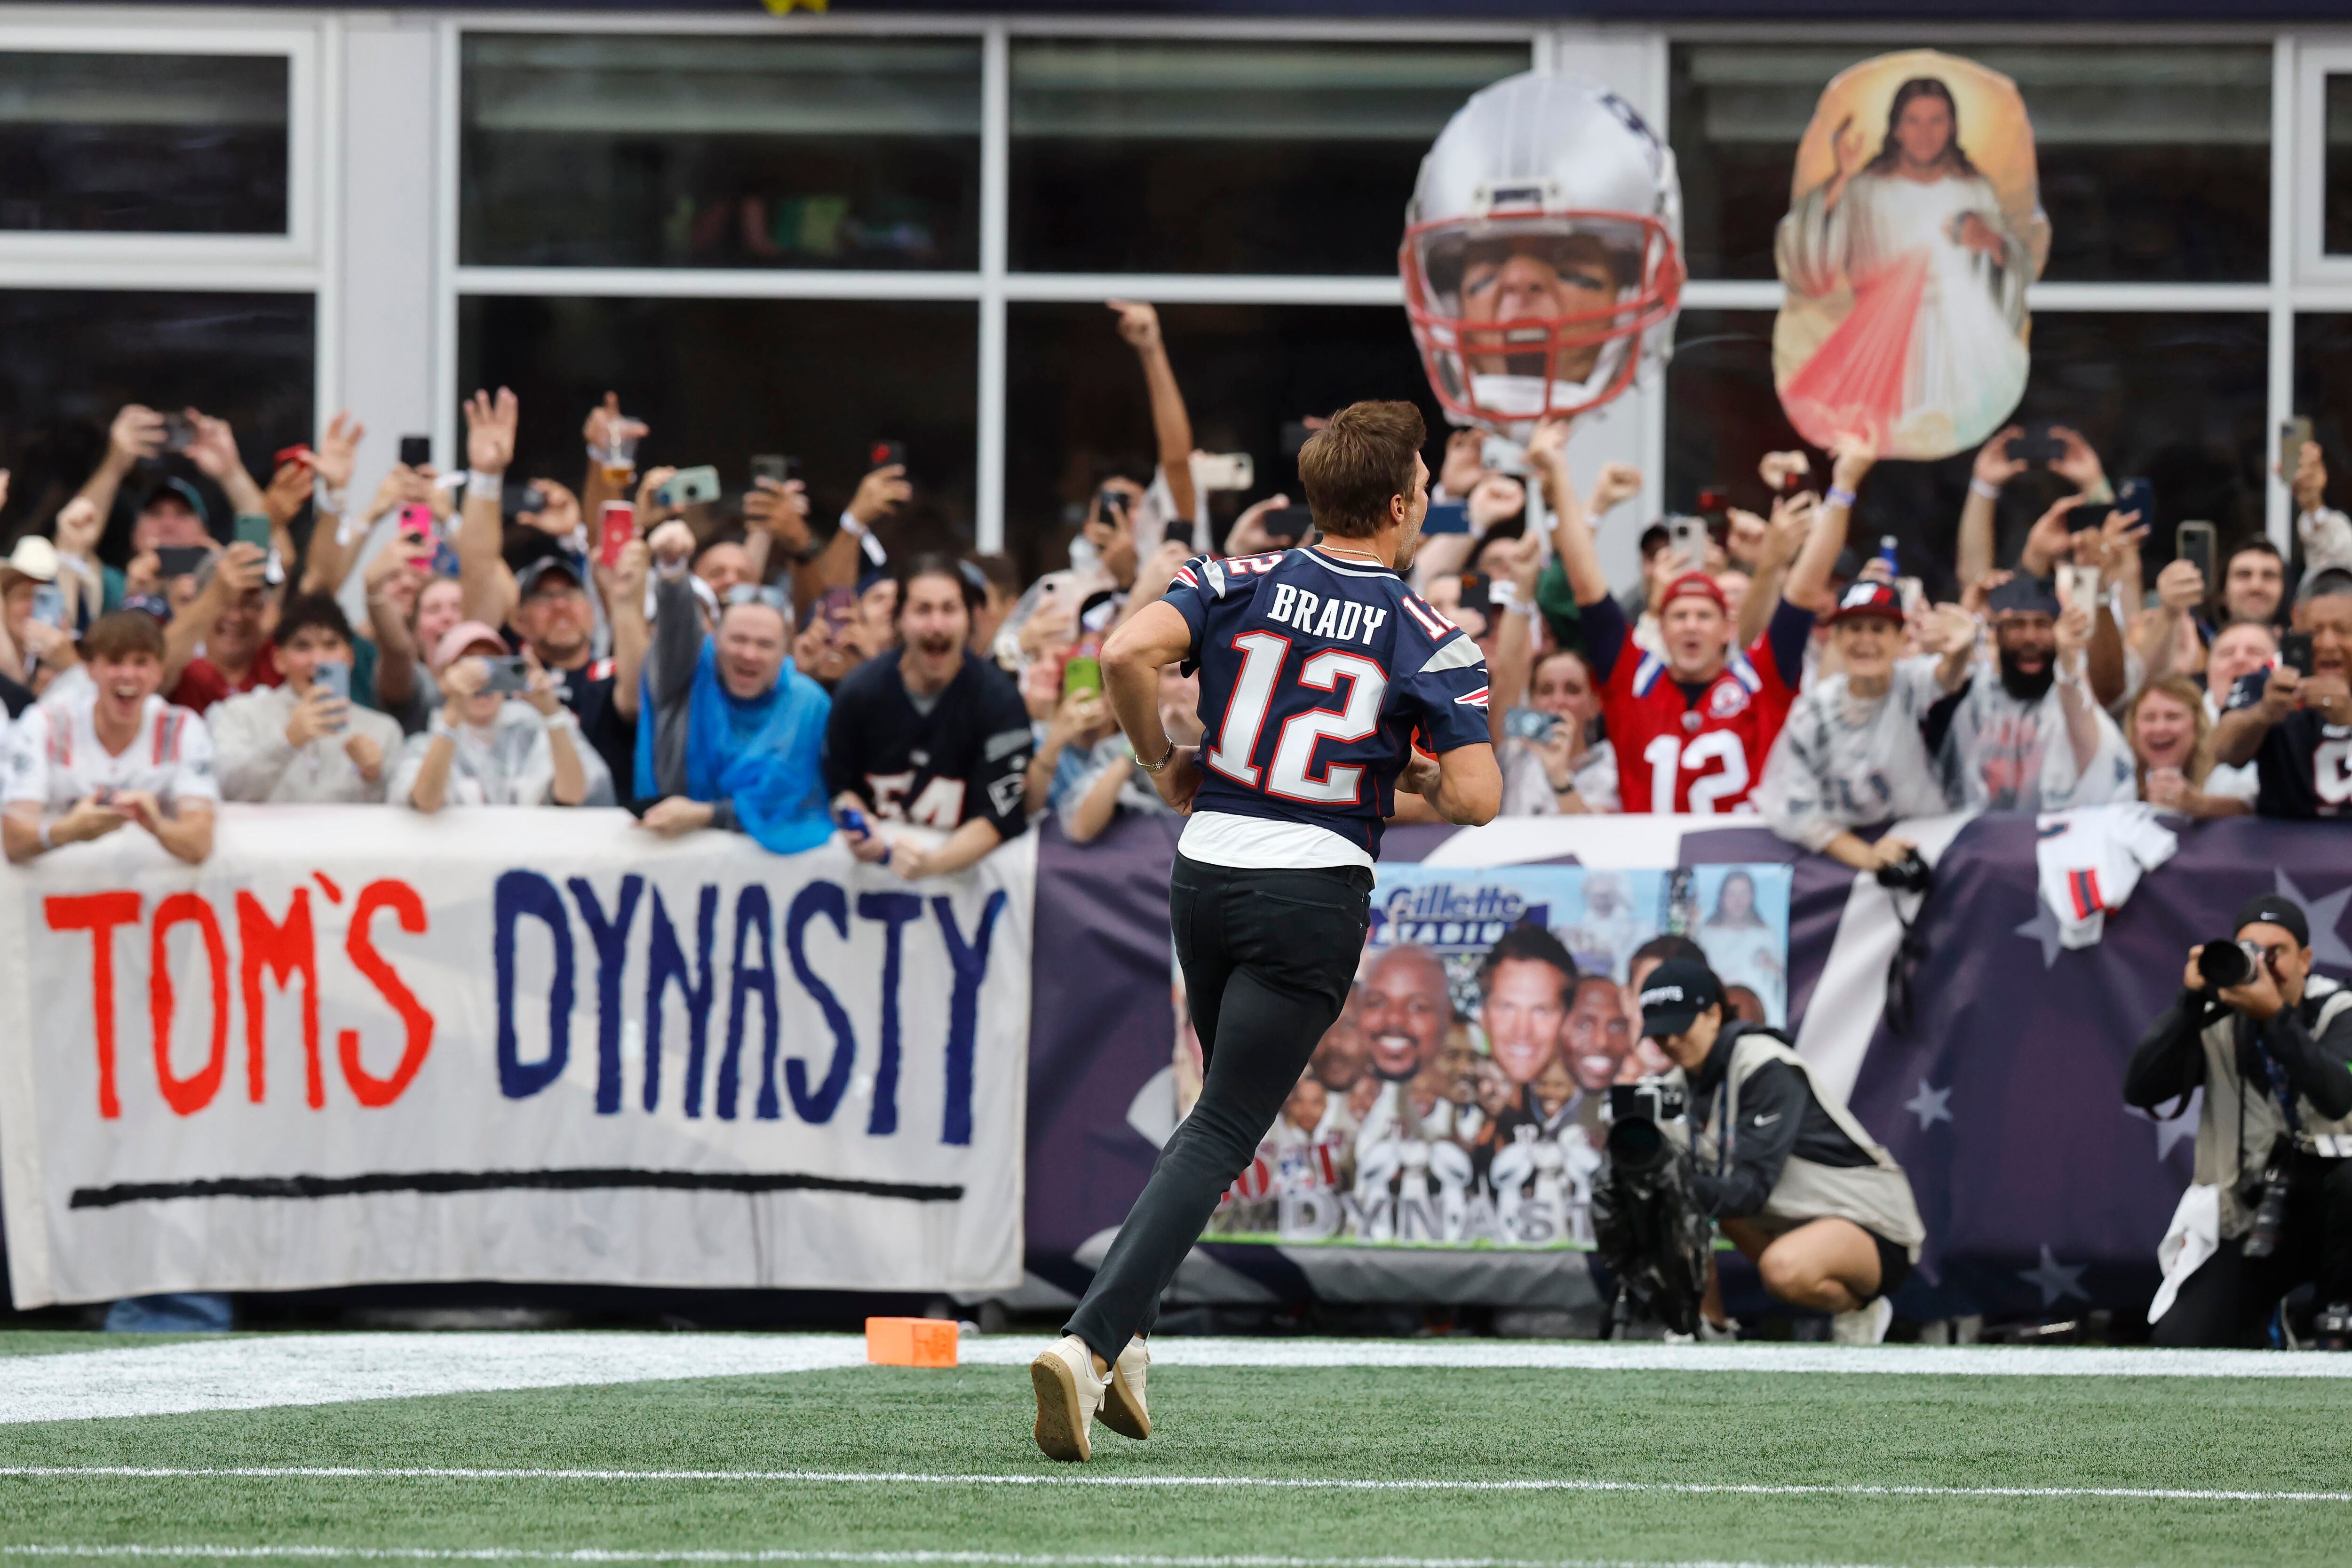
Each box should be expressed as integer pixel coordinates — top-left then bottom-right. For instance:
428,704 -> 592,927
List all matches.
2123,973 -> 2352,1241
1678,1022 -> 1928,1261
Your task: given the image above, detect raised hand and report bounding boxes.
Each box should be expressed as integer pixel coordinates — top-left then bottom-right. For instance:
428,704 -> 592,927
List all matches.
313,411 -> 364,495
464,387 -> 518,475
1587,462 -> 1644,516
1973,426 -> 2028,490
1106,299 -> 1163,354
517,477 -> 582,540
2048,425 -> 2108,496
1439,430 -> 1487,499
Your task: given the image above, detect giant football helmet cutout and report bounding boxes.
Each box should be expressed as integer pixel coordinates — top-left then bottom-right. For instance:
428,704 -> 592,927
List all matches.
1402,72 -> 1684,438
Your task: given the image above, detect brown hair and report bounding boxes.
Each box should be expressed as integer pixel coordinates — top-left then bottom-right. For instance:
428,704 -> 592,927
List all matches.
2125,674 -> 2215,793
80,609 -> 167,664
1297,401 -> 1427,540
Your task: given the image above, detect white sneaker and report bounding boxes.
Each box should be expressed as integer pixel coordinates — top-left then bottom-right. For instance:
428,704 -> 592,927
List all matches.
1831,1296 -> 1894,1345
1030,1335 -> 1107,1462
1099,1336 -> 1151,1441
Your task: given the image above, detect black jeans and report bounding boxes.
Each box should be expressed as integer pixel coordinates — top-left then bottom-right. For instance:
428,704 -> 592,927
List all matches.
2153,1152 -> 2352,1348
1064,853 -> 1371,1363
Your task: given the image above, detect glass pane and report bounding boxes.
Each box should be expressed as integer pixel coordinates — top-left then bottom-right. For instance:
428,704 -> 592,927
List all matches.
0,289 -> 313,560
2327,76 -> 2352,255
1668,308 -> 2266,600
1010,39 -> 1529,275
460,295 -> 977,539
461,35 -> 982,269
2295,317 -> 2352,546
1670,45 -> 2270,281
0,52 -> 287,234
1005,301 -> 1439,578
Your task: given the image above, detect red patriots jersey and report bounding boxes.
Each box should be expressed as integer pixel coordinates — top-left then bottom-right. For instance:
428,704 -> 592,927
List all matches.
1583,597 -> 1804,814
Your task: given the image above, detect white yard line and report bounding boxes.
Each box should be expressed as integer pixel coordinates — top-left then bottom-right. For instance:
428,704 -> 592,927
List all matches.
0,1467 -> 2342,1505
4,1332 -> 2351,1427
0,1551 -> 2160,1568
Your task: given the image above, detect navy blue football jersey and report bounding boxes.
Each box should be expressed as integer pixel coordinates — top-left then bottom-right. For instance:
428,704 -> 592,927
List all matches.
1161,547 -> 1493,855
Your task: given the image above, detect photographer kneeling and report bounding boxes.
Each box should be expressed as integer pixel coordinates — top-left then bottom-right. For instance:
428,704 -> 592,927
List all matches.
2125,894 -> 2352,1349
1638,960 -> 1926,1344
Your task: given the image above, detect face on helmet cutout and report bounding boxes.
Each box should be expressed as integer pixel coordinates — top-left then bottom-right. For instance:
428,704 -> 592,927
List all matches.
1404,210 -> 1678,435
1400,73 -> 1684,438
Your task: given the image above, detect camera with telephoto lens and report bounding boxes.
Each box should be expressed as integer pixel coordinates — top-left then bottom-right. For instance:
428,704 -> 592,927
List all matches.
1875,848 -> 1932,894
1592,1077 -> 1715,1337
2197,937 -> 2270,991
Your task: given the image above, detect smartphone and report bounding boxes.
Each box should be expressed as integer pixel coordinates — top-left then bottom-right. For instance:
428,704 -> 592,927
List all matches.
1063,654 -> 1104,698
1260,505 -> 1314,544
155,545 -> 212,579
502,481 -> 548,517
2283,416 -> 2315,473
2176,520 -> 2217,587
30,582 -> 66,629
868,440 -> 906,471
399,503 -> 439,572
2283,631 -> 2316,677
1096,486 -> 1128,522
234,512 -> 272,548
1502,706 -> 1561,744
1422,498 -> 1471,535
312,660 -> 351,730
1895,575 -> 1927,618
160,413 -> 195,454
2006,426 -> 2064,464
818,586 -> 858,632
596,500 -> 636,569
482,655 -> 533,695
399,435 -> 432,470
2116,476 -> 2154,525
1279,421 -> 1314,458
657,465 -> 722,508
273,444 -> 313,470
1668,515 -> 1710,573
1457,572 -> 1494,625
1696,486 -> 1731,518
835,804 -> 872,841
2057,563 -> 2102,614
2066,501 -> 2112,534
749,454 -> 796,488
1192,452 -> 1254,492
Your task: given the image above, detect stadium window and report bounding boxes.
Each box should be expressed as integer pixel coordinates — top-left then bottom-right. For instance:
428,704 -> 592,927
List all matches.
1666,307 -> 2267,599
0,51 -> 289,234
1007,38 -> 1530,276
2327,75 -> 2352,258
1669,43 -> 2271,283
458,33 -> 983,270
458,294 -> 977,544
0,288 -> 315,552
1002,301 -> 1442,581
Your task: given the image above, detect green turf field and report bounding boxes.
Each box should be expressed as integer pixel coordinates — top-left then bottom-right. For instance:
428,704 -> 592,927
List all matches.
0,1337 -> 2345,1567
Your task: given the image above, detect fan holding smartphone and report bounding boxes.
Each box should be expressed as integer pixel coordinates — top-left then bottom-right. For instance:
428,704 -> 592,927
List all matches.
2212,570 -> 2352,820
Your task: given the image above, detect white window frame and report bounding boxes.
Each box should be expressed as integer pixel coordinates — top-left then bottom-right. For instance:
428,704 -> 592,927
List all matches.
436,10 -> 1543,551
0,12 -> 325,286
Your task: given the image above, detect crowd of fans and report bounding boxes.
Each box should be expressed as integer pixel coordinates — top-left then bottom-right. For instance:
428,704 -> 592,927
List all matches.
3,294 -> 2349,873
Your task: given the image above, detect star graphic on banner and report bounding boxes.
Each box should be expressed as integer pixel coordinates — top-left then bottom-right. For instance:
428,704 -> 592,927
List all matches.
2015,895 -> 2065,969
2018,1244 -> 2089,1308
1903,1079 -> 1953,1130
2275,870 -> 2352,973
2125,1090 -> 2200,1161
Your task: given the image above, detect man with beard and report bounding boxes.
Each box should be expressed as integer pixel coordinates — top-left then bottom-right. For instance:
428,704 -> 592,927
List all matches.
1936,575 -> 2132,812
826,554 -> 1033,880
2214,570 -> 2352,819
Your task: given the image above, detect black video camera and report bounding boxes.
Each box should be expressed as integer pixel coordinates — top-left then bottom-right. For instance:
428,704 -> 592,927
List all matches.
1592,1077 -> 1715,1337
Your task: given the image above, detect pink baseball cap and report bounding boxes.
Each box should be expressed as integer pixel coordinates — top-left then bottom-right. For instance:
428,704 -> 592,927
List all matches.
433,620 -> 509,670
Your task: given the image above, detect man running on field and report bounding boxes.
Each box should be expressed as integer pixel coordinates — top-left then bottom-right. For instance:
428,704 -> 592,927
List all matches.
1030,400 -> 1502,1460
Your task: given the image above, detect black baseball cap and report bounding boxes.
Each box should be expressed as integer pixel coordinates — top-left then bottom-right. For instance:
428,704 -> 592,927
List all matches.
2234,893 -> 2310,947
1989,575 -> 2063,619
514,555 -> 583,598
1638,958 -> 1723,1038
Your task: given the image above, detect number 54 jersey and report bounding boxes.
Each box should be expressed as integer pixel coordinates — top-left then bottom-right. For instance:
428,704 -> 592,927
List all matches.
1162,548 -> 1492,862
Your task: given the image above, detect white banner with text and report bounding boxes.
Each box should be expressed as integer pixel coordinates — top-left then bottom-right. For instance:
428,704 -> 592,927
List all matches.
0,806 -> 1033,1307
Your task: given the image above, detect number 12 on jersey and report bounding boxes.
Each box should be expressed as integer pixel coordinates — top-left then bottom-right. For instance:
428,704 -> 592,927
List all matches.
1205,631 -> 1391,805
1642,730 -> 1751,814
